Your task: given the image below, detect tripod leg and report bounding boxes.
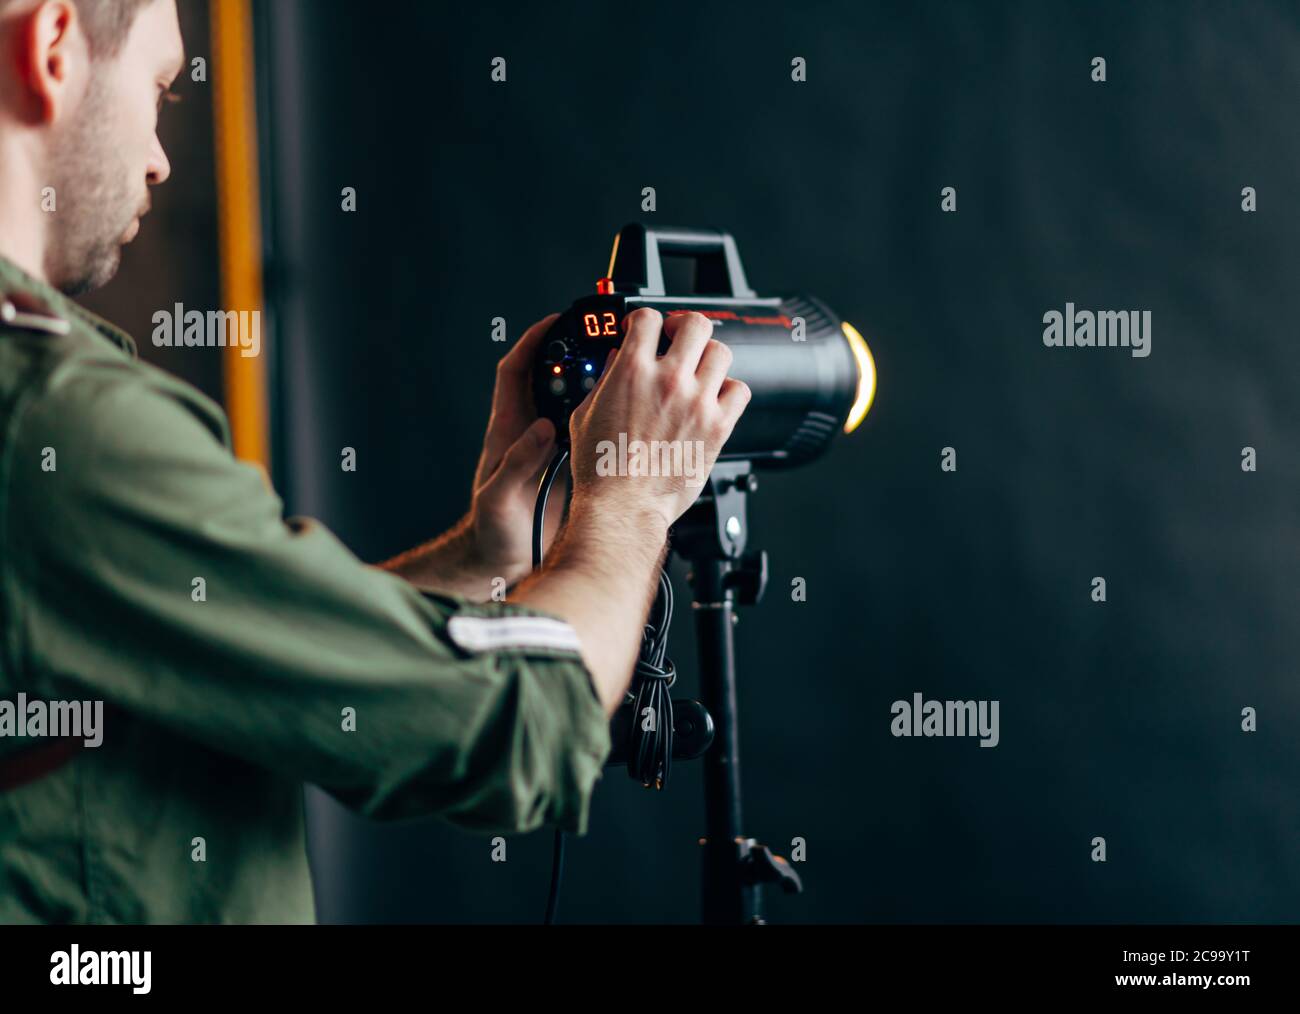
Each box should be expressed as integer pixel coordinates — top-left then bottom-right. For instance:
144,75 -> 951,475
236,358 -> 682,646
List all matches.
692,558 -> 761,925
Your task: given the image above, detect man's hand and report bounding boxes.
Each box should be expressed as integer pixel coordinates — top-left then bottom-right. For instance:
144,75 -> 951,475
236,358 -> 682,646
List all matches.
465,313 -> 567,584
380,314 -> 566,597
569,308 -> 751,528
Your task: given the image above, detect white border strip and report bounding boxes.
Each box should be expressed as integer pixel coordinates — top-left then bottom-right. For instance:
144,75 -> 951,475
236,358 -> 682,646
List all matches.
447,615 -> 582,654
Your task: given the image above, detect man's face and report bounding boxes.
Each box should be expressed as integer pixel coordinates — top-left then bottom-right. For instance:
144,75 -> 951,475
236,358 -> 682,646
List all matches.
44,0 -> 183,295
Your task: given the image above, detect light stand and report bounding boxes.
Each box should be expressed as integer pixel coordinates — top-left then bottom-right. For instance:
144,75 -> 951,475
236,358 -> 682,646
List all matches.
672,461 -> 803,925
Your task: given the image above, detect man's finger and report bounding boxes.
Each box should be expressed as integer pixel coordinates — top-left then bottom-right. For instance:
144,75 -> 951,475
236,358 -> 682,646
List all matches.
695,337 -> 734,396
498,313 -> 561,380
619,307 -> 663,365
480,314 -> 561,475
717,378 -> 752,427
486,417 -> 556,488
662,311 -> 714,373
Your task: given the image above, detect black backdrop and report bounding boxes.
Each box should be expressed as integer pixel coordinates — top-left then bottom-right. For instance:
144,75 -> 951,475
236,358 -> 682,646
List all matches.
256,0 -> 1300,922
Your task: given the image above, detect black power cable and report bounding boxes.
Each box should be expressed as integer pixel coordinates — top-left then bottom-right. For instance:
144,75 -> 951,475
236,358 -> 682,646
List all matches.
532,448 -> 569,926
626,570 -> 675,789
532,448 -> 569,572
531,447 -> 676,924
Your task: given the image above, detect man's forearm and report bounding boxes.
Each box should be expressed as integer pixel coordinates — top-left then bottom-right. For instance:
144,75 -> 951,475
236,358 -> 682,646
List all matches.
510,499 -> 668,714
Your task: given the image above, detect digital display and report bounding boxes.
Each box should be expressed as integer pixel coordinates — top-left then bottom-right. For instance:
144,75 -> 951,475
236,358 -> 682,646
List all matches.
582,311 -> 619,338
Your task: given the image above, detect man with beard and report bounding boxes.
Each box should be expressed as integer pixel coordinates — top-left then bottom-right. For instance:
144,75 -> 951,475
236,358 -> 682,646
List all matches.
0,0 -> 751,922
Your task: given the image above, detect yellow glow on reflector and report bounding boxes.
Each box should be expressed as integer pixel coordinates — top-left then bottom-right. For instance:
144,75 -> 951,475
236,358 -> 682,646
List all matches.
841,321 -> 876,434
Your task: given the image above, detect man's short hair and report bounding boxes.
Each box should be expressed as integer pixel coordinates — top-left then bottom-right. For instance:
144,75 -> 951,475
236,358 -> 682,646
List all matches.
0,0 -> 154,58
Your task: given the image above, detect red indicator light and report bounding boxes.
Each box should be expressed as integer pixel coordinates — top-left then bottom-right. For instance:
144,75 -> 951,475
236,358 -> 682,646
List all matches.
551,365 -> 563,375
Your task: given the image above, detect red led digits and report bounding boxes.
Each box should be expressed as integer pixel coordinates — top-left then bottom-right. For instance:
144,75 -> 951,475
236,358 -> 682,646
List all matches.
583,311 -> 620,338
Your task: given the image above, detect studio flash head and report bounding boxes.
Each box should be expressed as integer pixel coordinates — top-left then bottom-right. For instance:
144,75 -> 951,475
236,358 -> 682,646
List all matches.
533,224 -> 877,468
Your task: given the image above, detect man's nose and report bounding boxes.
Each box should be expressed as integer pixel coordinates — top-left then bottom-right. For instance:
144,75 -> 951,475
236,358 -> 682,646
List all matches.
147,134 -> 172,186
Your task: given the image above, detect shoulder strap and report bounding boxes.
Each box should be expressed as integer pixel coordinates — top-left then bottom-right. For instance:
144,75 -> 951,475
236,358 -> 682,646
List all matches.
0,737 -> 85,793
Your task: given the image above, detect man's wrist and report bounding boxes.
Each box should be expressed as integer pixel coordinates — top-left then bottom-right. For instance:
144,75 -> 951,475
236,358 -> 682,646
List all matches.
442,513 -> 487,573
382,513 -> 501,596
565,494 -> 671,567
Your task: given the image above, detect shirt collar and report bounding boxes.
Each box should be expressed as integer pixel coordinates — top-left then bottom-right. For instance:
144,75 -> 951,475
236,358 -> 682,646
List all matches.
0,254 -> 138,359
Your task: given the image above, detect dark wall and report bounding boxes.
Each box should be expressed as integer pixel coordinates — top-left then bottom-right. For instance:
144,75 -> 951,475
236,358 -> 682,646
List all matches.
259,0 -> 1300,922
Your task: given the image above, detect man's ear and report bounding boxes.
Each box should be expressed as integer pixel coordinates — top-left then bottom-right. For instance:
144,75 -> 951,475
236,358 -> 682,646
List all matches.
19,0 -> 87,125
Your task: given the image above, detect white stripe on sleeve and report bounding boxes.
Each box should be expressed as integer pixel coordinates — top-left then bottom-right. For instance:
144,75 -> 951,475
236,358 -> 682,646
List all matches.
446,614 -> 583,655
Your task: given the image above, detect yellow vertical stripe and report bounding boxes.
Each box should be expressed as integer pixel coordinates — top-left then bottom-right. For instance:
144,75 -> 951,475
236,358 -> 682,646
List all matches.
210,0 -> 268,467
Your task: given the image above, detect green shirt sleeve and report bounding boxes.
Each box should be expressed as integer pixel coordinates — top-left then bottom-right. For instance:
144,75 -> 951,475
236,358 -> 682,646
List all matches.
3,351 -> 611,836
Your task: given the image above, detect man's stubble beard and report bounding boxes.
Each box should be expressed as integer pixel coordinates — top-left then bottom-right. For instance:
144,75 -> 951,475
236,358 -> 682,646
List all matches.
44,75 -> 143,296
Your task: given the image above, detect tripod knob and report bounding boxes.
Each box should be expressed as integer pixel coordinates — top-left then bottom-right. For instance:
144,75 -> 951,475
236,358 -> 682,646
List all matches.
737,838 -> 803,894
724,472 -> 759,495
604,698 -> 715,768
724,550 -> 768,606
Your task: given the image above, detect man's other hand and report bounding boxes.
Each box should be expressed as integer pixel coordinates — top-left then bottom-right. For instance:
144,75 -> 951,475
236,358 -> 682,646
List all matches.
467,313 -> 565,584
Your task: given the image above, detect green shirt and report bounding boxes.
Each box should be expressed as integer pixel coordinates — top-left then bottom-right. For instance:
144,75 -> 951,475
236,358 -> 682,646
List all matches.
0,256 -> 610,924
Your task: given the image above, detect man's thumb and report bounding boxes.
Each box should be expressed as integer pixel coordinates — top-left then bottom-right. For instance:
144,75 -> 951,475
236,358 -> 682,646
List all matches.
495,418 -> 556,482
